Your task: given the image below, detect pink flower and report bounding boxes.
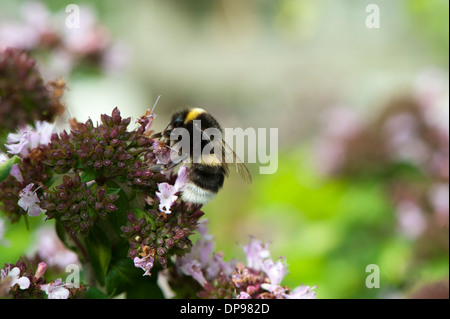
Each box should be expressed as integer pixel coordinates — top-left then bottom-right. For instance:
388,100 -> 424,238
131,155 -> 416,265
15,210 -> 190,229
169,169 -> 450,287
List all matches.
40,278 -> 69,299
260,283 -> 287,298
396,200 -> 427,239
314,106 -> 363,176
260,257 -> 289,297
284,285 -> 317,299
176,220 -> 233,287
5,121 -> 55,157
62,6 -> 109,55
18,183 -> 46,217
5,132 -> 29,156
180,259 -> 208,286
262,258 -> 287,287
0,153 -> 8,163
0,266 -> 30,290
156,183 -> 178,214
243,237 -> 271,271
134,255 -> 155,276
236,292 -> 252,299
30,226 -> 79,268
153,140 -> 172,165
34,262 -> 47,281
155,165 -> 189,214
10,164 -> 24,183
137,109 -> 156,136
429,183 -> 449,225
174,165 -> 189,191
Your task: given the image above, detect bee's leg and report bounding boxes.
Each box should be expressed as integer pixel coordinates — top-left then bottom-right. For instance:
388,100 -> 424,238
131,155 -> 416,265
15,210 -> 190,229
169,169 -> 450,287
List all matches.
150,132 -> 163,139
151,128 -> 172,141
149,162 -> 178,172
149,163 -> 167,172
149,153 -> 189,172
165,153 -> 189,170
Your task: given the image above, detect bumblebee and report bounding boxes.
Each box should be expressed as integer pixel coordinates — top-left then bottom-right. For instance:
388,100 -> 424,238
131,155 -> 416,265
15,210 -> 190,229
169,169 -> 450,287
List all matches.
152,108 -> 251,205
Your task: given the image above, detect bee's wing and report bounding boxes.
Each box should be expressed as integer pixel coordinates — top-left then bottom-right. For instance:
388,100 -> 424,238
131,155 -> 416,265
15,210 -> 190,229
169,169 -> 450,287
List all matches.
220,138 -> 252,184
193,121 -> 252,183
196,122 -> 252,184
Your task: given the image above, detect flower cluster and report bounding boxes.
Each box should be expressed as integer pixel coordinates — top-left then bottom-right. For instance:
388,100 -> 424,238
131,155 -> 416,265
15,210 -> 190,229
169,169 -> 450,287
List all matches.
165,221 -> 316,299
232,243 -> 315,299
315,69 -> 449,244
1,103 -> 210,289
0,121 -> 55,222
43,107 -> 158,188
122,202 -> 204,276
0,2 -> 129,78
0,258 -> 85,299
0,48 -> 65,135
41,174 -> 118,236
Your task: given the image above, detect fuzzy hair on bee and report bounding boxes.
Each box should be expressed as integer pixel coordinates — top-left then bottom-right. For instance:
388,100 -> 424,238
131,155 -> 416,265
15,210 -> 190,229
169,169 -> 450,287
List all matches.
151,107 -> 251,205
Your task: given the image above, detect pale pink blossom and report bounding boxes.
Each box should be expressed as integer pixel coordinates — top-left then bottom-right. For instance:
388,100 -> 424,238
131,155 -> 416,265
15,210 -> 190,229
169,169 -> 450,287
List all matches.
134,255 -> 155,277
1,266 -> 30,290
243,237 -> 271,271
284,285 -> 317,299
31,226 -> 79,268
18,183 -> 46,217
156,183 -> 178,214
396,200 -> 427,239
40,278 -> 69,299
5,121 -> 55,157
155,165 -> 189,214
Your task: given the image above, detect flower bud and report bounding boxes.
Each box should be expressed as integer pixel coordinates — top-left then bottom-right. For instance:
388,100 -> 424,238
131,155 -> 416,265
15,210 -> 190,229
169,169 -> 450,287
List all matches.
34,262 -> 47,281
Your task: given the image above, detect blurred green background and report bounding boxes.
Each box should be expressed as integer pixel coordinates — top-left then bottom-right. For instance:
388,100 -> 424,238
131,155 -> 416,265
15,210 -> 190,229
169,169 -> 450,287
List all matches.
1,0 -> 448,298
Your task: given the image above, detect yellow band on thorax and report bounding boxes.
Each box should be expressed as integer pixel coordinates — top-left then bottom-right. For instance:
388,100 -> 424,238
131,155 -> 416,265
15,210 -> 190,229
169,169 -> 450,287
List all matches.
184,108 -> 206,123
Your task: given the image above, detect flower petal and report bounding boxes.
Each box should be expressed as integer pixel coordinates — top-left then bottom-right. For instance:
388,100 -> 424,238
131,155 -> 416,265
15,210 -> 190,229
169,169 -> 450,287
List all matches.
5,132 -> 29,156
262,258 -> 287,287
174,165 -> 189,192
10,164 -> 24,183
134,255 -> 154,276
16,276 -> 31,290
49,286 -> 70,299
18,183 -> 46,216
156,183 -> 178,214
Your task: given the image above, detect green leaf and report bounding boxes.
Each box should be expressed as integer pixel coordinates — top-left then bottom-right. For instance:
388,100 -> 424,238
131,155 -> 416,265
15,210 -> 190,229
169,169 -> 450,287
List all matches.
85,287 -> 109,299
126,276 -> 165,299
133,208 -> 157,230
84,225 -> 112,286
106,257 -> 164,298
105,258 -> 139,296
55,221 -> 78,252
106,187 -> 121,195
81,168 -> 98,183
0,155 -> 20,182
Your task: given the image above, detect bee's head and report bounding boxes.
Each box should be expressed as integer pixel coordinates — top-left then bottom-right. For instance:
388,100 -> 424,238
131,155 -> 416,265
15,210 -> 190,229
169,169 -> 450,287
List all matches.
172,116 -> 184,128
170,110 -> 189,128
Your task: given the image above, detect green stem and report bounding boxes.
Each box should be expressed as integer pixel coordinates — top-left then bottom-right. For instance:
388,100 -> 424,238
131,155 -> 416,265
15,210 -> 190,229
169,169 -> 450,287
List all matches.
97,216 -> 121,246
63,226 -> 97,288
24,214 -> 29,231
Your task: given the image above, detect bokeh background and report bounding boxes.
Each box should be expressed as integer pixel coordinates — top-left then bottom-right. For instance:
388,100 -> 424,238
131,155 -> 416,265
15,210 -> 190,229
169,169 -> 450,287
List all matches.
1,0 -> 448,298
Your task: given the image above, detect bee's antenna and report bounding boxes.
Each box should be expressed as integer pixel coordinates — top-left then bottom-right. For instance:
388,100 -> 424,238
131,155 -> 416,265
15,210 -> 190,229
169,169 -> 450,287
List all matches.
151,95 -> 162,114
